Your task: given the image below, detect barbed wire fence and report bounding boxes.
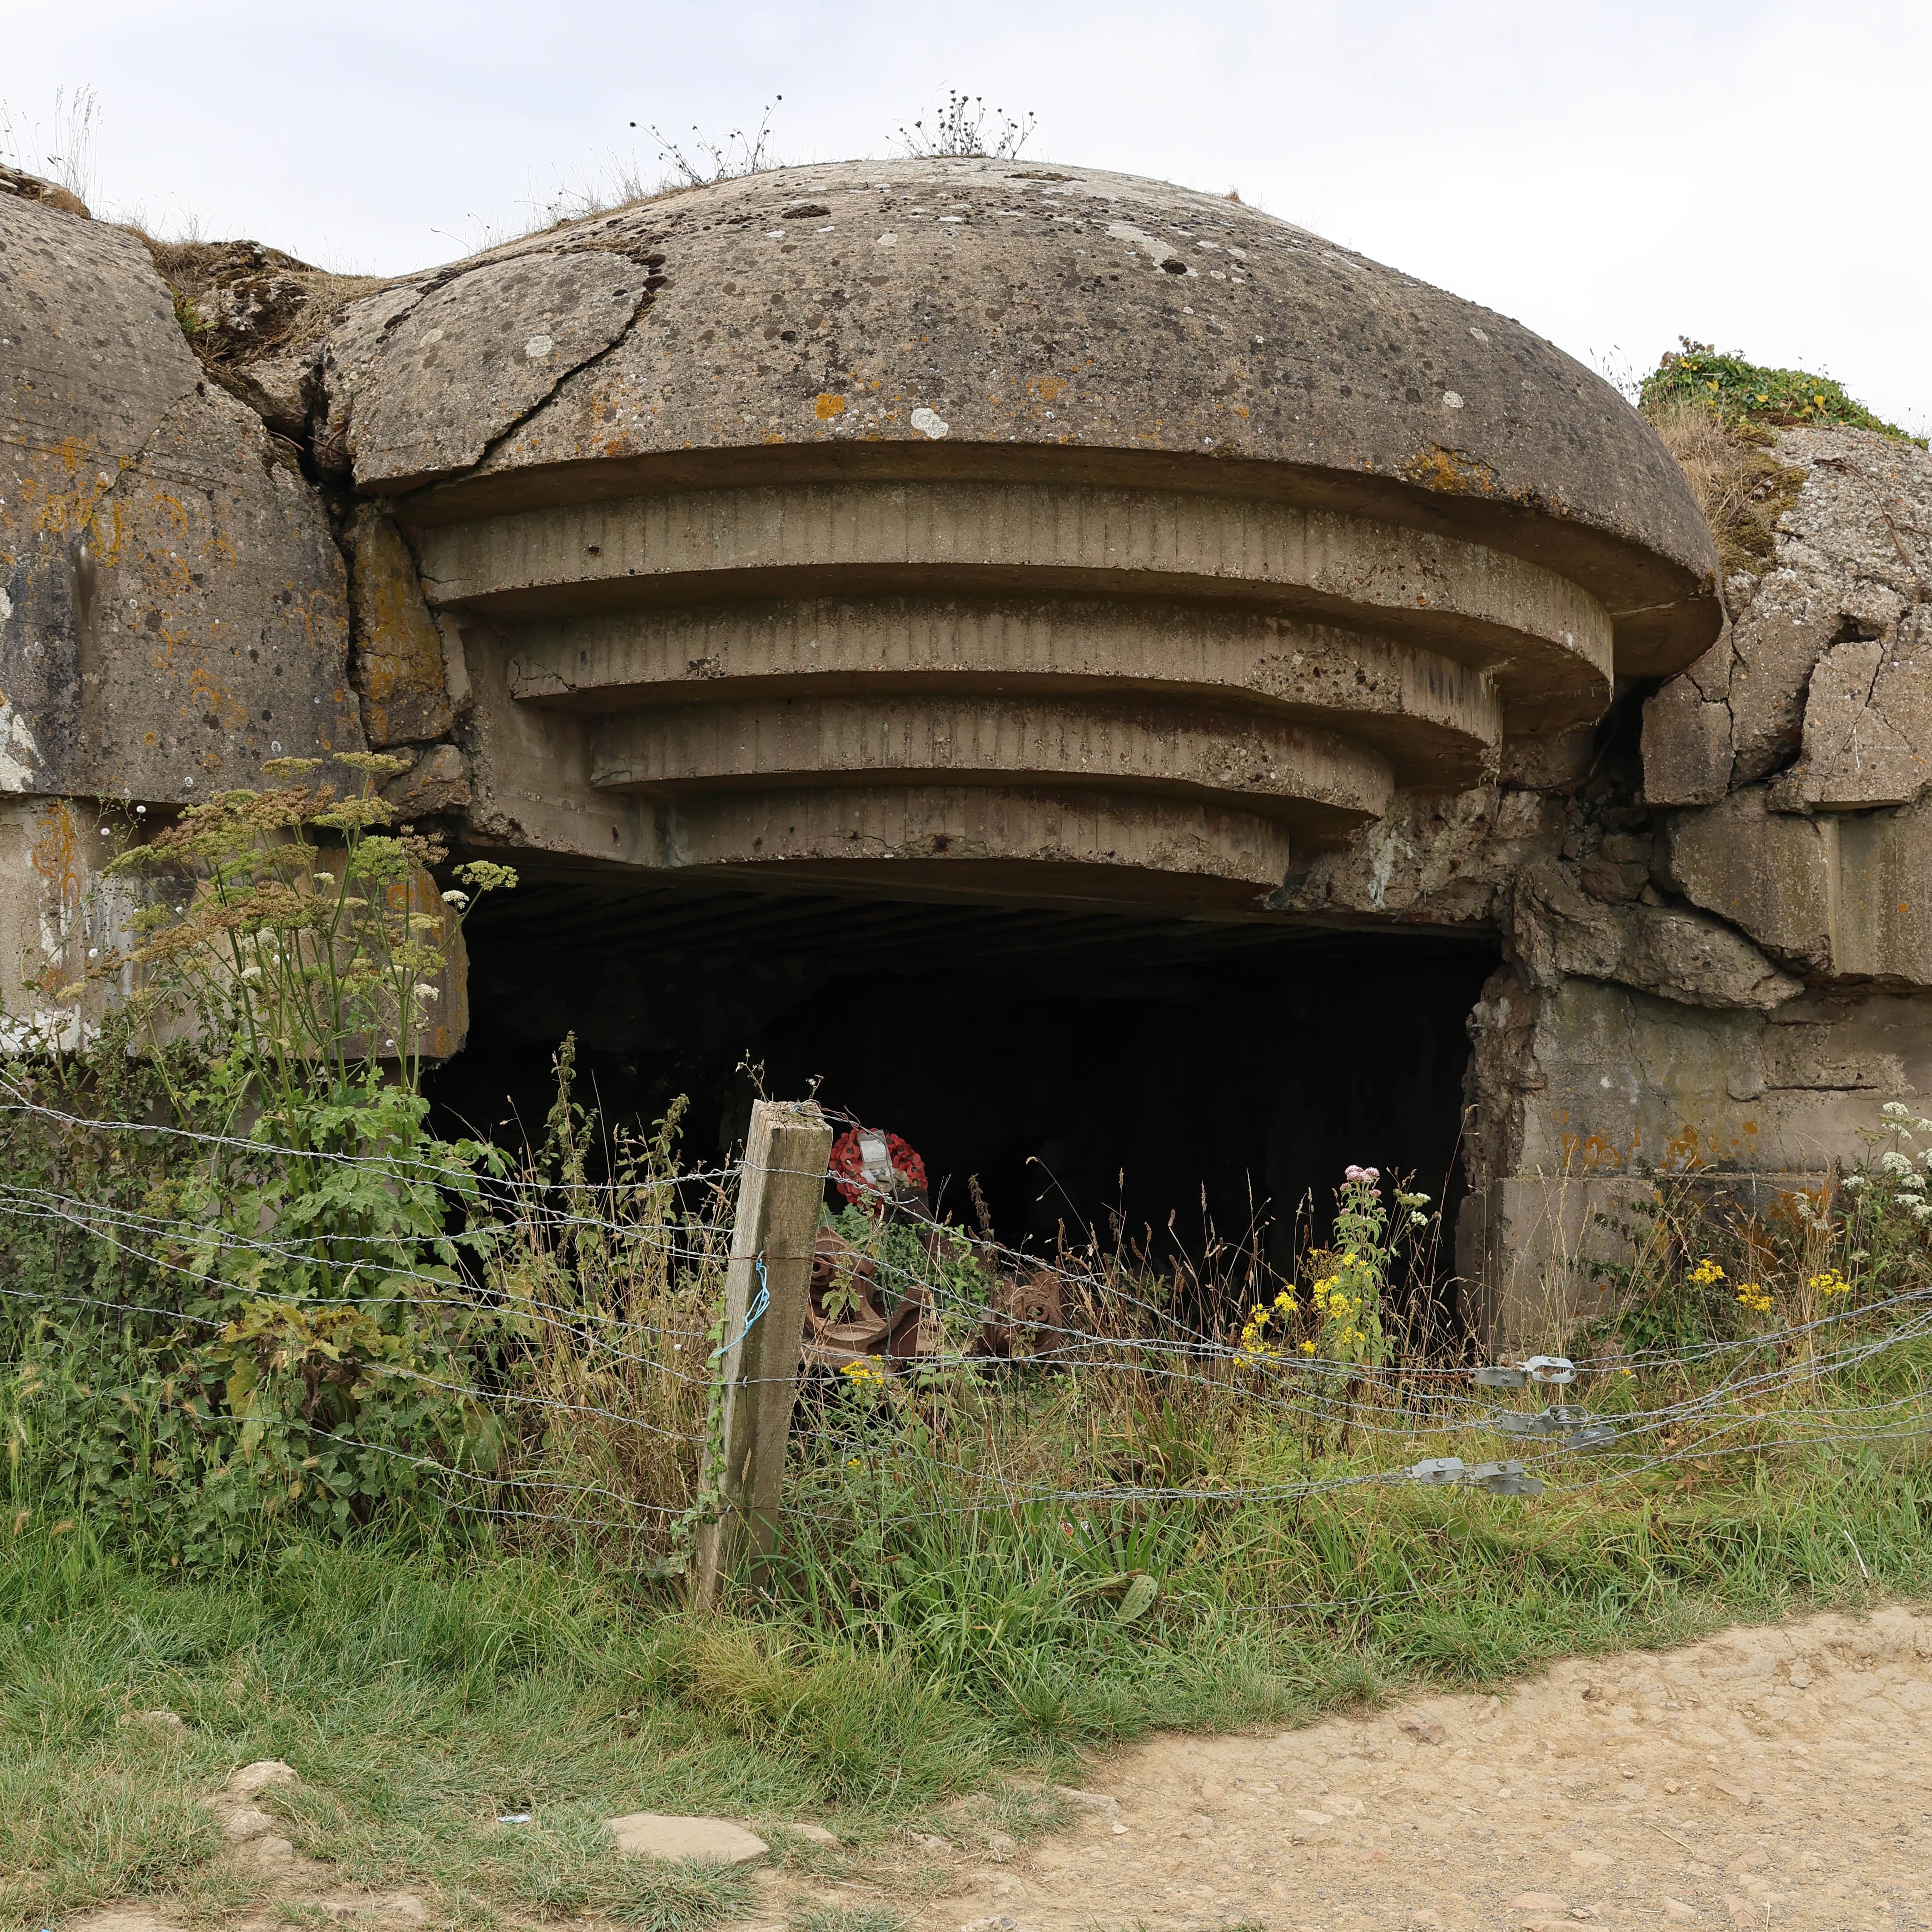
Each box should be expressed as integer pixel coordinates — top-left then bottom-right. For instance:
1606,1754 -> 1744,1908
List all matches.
2,1083 -> 1929,1613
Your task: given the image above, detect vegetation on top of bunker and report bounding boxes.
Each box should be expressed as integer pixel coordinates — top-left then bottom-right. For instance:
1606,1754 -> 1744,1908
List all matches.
1643,337 -> 1917,442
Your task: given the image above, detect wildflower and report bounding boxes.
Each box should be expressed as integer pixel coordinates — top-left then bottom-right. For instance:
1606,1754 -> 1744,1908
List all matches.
846,1457 -> 862,1470
1687,1257 -> 1725,1287
840,1357 -> 887,1387
1734,1283 -> 1773,1315
1300,1340 -> 1317,1355
414,983 -> 439,1002
1808,1269 -> 1851,1297
441,889 -> 471,908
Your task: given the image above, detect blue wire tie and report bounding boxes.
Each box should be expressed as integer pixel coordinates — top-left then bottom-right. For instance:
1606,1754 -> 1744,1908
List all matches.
711,1255 -> 771,1359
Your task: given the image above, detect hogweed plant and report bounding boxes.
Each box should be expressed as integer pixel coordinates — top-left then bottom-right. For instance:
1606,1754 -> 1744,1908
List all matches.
1,755 -> 520,1561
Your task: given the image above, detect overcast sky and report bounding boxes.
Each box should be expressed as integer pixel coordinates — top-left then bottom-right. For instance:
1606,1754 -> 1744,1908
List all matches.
7,0 -> 1927,433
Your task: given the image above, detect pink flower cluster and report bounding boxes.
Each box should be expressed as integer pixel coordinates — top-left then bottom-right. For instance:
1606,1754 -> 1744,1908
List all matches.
1343,1164 -> 1381,1184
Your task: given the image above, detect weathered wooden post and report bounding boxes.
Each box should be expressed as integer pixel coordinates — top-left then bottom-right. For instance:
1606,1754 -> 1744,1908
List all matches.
689,1097 -> 834,1611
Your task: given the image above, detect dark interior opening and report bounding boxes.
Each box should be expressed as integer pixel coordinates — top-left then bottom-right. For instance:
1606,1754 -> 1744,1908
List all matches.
428,877 -> 1499,1334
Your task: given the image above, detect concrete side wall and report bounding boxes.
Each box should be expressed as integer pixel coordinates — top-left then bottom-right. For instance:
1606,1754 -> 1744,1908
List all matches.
1,197 -> 363,805
1464,972 -> 1932,1346
0,796 -> 140,1050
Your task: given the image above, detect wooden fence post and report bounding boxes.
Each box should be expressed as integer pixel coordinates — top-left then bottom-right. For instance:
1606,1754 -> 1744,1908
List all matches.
689,1097 -> 833,1611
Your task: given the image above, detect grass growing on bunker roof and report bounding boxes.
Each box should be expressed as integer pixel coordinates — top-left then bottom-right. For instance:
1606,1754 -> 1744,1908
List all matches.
1641,338 -> 1915,441
1638,338 -> 1924,573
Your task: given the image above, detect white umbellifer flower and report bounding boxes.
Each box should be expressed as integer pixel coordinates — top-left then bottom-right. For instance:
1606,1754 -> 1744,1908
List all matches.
314,873 -> 334,887
414,983 -> 439,1001
1880,1150 -> 1915,1177
1883,1101 -> 1911,1119
441,889 -> 470,907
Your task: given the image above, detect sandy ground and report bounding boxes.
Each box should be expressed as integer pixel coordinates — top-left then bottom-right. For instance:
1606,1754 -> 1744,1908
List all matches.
918,1604 -> 1932,1932
73,1605 -> 1932,1932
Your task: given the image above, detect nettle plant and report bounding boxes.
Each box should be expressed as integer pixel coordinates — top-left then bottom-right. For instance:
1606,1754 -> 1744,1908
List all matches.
4,754 -> 517,1561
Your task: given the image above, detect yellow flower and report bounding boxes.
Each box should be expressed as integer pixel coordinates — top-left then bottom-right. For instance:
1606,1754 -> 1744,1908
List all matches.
1688,1257 -> 1725,1287
1300,1340 -> 1317,1355
840,1358 -> 887,1387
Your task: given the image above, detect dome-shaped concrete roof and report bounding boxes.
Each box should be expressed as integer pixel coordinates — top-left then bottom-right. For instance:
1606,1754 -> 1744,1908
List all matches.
328,158 -> 1718,677
316,160 -> 1721,907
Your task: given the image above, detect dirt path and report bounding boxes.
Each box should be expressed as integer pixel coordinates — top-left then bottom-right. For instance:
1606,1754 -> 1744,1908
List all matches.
912,1604 -> 1932,1932
72,1606 -> 1932,1932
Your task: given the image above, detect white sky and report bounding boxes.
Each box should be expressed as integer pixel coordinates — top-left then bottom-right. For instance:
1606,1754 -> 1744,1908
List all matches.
7,0 -> 1928,433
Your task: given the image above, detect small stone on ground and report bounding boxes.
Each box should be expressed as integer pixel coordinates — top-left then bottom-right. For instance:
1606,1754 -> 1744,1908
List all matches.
604,1812 -> 769,1864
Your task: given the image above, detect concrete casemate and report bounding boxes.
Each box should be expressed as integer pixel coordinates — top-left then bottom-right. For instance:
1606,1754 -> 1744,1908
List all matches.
20,153 -> 1932,1345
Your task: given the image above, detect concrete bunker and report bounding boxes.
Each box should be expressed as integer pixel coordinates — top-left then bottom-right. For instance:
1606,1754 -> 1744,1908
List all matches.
55,154 -> 1932,1350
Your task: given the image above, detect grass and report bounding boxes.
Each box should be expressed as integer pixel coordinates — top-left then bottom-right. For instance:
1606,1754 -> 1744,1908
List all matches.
1646,396 -> 1808,575
6,1432 -> 1931,1932
10,1042 -> 1932,1929
1641,338 -> 1915,442
1639,337 -> 1924,572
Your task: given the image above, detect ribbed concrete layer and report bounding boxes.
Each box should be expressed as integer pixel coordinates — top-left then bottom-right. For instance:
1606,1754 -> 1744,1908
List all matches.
509,598 -> 1500,789
419,481 -> 1609,730
657,784 -> 1297,901
589,695 -> 1391,834
350,159 -> 1719,676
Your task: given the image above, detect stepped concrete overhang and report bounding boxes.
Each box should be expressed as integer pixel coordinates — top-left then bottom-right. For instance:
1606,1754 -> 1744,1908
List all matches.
189,160 -> 1743,909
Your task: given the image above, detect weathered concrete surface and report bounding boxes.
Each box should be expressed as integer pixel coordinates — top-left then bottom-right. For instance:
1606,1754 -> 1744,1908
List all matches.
589,696 -> 1394,832
510,600 -> 1502,790
1644,427 -> 1932,806
164,239 -> 332,437
381,741 -> 470,819
1459,961 -> 1932,1338
1272,780 -> 1556,923
1665,786 -> 1932,985
20,155 -> 1931,1347
0,165 -> 90,220
1503,856 -> 1800,1011
348,161 -> 1718,678
343,506 -> 453,747
0,796 -> 139,1049
338,252 -> 651,486
0,193 -> 363,804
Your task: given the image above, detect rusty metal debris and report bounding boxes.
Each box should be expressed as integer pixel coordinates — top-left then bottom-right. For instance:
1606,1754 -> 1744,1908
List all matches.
801,1223 -> 934,1372
976,1266 -> 1065,1359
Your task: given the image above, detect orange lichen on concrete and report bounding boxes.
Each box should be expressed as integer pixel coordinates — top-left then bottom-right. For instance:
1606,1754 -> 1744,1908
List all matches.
346,509 -> 452,747
1398,443 -> 1504,498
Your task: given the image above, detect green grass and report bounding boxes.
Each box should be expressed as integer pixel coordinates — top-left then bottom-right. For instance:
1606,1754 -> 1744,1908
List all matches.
1641,338 -> 1917,441
5,1441 -> 1932,1932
